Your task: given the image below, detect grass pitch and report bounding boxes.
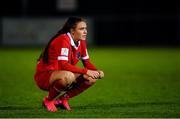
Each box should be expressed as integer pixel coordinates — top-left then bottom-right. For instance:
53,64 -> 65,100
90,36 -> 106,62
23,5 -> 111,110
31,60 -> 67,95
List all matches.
0,47 -> 180,118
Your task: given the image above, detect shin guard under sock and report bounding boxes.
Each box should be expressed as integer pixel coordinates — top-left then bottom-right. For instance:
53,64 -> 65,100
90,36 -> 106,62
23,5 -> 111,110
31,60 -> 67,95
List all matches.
60,81 -> 92,99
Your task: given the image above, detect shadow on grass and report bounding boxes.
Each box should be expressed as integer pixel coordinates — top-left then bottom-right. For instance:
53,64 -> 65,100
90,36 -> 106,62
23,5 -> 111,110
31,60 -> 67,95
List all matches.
74,101 -> 180,110
0,102 -> 179,111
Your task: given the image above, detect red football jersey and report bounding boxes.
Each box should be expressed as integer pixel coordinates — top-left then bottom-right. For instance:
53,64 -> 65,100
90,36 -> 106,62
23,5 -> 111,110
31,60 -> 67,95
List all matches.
36,32 -> 97,74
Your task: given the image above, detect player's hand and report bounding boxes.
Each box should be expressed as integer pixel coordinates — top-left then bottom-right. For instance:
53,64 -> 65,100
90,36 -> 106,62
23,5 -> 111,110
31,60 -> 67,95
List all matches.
97,70 -> 104,79
87,70 -> 100,79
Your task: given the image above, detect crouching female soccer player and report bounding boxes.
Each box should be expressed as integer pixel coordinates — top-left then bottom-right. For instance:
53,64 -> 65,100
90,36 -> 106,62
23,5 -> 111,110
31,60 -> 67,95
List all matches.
34,16 -> 104,112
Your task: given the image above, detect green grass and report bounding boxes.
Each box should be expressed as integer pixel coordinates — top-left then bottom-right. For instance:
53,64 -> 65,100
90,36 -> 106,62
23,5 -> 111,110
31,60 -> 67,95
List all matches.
0,47 -> 180,118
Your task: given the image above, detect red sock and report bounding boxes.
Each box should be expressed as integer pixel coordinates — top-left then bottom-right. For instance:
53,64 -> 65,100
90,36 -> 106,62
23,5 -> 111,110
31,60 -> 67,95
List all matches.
66,75 -> 93,98
48,79 -> 66,100
68,82 -> 91,98
58,75 -> 95,100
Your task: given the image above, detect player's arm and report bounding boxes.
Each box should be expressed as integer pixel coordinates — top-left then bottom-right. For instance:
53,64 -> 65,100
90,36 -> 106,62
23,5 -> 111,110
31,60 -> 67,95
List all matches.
82,59 -> 97,70
59,60 -> 87,74
60,60 -> 100,79
81,40 -> 104,79
81,40 -> 97,70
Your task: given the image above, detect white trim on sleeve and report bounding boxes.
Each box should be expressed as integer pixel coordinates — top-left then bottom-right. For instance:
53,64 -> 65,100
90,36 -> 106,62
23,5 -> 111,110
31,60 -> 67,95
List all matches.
82,55 -> 89,60
82,49 -> 89,60
57,56 -> 68,61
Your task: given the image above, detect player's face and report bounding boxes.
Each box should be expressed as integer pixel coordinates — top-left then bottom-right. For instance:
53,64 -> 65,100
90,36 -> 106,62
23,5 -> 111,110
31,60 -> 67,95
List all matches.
72,21 -> 87,41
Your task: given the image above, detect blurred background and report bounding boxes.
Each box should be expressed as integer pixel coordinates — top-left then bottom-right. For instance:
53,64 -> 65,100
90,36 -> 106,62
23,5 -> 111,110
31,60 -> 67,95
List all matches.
1,0 -> 179,47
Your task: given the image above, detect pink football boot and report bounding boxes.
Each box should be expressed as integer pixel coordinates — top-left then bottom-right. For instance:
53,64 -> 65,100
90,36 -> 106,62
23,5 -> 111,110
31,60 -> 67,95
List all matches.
54,95 -> 71,111
42,97 -> 57,112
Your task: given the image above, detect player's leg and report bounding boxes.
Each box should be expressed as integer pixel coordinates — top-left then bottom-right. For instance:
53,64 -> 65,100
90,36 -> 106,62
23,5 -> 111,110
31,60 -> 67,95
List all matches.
55,74 -> 96,110
43,70 -> 76,112
62,74 -> 96,98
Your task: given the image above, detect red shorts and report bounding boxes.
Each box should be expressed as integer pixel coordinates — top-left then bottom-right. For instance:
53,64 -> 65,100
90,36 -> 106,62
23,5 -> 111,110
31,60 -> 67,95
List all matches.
34,71 -> 52,91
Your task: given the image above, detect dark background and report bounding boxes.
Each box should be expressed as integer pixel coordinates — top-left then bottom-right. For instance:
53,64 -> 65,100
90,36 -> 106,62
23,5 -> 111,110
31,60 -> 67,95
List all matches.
1,0 -> 179,46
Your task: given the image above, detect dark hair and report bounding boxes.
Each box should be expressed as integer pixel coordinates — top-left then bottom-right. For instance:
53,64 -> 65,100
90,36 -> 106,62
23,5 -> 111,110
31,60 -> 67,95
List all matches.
38,16 -> 85,63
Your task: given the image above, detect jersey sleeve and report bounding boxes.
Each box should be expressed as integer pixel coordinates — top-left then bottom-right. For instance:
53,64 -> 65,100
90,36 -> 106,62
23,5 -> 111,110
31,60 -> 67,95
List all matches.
82,59 -> 97,70
60,60 -> 88,74
81,40 -> 97,70
53,36 -> 88,74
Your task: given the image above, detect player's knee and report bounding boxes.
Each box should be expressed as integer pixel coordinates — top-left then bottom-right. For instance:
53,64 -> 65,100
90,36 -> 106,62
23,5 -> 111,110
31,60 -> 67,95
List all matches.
55,78 -> 68,89
63,71 -> 76,85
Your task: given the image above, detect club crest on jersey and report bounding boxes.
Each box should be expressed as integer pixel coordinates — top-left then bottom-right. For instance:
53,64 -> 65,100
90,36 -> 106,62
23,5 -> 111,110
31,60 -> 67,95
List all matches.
76,52 -> 81,59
